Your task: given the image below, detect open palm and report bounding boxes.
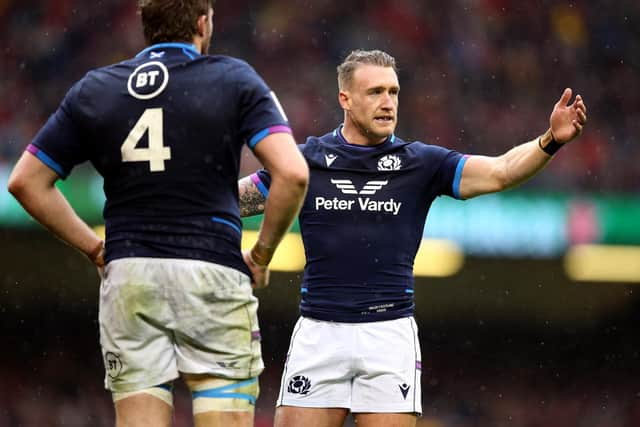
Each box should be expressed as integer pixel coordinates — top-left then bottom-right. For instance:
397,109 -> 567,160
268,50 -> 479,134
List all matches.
550,88 -> 587,144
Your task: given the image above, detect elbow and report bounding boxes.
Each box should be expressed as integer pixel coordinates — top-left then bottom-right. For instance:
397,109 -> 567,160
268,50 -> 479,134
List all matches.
276,162 -> 309,193
494,177 -> 509,193
7,172 -> 27,199
490,165 -> 510,193
290,165 -> 310,192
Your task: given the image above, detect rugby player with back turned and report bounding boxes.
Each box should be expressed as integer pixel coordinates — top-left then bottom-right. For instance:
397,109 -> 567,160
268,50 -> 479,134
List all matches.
8,1 -> 308,426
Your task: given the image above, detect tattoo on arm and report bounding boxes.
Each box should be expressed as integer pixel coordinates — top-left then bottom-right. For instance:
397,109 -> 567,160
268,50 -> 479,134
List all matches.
238,176 -> 266,217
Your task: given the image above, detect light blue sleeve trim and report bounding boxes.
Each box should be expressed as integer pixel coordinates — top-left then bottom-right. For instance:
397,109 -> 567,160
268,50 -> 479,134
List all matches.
211,216 -> 241,234
36,151 -> 67,178
248,129 -> 270,149
248,125 -> 292,150
405,289 -> 414,294
452,155 -> 469,200
250,173 -> 269,198
27,145 -> 68,179
301,287 -> 308,294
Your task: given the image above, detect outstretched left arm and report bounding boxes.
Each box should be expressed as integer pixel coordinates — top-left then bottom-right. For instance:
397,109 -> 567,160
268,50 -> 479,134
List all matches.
459,88 -> 587,199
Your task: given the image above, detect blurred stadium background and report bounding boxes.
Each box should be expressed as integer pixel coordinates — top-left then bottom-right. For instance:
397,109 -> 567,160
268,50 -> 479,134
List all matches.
1,0 -> 639,426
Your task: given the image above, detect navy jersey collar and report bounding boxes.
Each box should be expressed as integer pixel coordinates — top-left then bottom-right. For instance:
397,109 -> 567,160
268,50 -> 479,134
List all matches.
136,42 -> 201,59
332,124 -> 396,148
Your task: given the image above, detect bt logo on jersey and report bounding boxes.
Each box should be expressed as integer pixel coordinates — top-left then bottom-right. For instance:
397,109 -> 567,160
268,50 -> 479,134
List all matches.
127,61 -> 169,100
136,70 -> 161,87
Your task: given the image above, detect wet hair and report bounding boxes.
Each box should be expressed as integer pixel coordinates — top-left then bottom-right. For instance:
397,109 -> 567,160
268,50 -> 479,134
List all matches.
337,49 -> 397,90
139,0 -> 215,45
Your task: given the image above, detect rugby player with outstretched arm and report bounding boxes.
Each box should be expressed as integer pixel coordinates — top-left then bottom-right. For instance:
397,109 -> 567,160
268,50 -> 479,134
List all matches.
238,49 -> 586,427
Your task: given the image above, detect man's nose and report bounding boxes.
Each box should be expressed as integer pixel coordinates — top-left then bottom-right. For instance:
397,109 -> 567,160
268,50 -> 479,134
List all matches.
380,93 -> 394,109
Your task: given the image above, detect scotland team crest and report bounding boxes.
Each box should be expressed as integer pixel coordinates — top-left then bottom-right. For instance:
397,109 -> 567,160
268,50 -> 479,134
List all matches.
287,375 -> 311,395
378,154 -> 402,171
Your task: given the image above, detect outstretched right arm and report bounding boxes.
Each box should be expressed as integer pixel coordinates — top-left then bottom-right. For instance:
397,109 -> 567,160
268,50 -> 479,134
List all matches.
458,88 -> 587,199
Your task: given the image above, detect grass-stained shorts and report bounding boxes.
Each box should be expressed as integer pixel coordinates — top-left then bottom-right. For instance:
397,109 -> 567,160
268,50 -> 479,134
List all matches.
99,257 -> 263,393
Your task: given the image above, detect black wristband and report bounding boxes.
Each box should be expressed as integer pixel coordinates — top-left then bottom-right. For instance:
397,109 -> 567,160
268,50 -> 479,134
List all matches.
538,136 -> 563,155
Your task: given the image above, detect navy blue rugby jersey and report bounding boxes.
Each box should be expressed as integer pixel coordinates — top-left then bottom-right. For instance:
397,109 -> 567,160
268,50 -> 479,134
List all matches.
252,126 -> 468,322
28,42 -> 291,275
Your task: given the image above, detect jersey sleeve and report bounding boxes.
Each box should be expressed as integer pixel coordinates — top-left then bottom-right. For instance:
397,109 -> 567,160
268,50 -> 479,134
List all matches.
234,61 -> 292,150
250,170 -> 272,198
248,142 -> 305,197
28,79 -> 90,179
427,145 -> 469,199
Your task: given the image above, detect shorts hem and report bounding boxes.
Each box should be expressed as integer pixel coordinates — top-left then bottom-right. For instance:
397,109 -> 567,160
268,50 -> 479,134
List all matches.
178,367 -> 264,380
277,400 -> 350,409
106,373 -> 179,393
351,407 -> 422,415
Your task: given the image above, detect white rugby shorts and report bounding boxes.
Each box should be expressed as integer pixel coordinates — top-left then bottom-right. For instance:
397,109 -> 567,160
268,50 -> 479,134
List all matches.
99,257 -> 263,393
277,316 -> 422,414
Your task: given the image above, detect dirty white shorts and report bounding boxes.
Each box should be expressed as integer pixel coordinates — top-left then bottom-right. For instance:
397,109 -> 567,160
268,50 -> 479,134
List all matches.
277,316 -> 422,414
99,257 -> 263,393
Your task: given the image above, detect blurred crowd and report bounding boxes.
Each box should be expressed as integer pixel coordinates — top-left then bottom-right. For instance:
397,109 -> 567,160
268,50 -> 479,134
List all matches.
1,0 -> 639,192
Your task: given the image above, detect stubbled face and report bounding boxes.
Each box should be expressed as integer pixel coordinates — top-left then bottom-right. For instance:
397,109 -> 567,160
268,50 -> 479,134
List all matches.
341,64 -> 399,143
200,8 -> 214,54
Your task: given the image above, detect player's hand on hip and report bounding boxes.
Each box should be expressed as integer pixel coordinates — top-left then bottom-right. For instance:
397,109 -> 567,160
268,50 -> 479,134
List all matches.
550,88 -> 587,144
243,249 -> 270,289
87,240 -> 105,278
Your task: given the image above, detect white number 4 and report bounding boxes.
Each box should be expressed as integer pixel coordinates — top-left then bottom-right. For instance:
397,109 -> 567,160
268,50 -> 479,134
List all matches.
121,108 -> 171,172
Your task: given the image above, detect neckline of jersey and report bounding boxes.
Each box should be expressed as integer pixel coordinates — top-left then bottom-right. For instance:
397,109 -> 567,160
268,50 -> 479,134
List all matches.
136,42 -> 201,58
333,124 -> 396,149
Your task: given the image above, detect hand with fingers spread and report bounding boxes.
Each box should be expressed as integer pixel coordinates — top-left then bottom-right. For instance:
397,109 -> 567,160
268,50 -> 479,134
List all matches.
550,88 -> 588,144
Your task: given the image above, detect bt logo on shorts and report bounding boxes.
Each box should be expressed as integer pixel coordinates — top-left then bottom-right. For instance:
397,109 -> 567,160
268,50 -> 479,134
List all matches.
105,352 -> 123,379
287,375 -> 311,395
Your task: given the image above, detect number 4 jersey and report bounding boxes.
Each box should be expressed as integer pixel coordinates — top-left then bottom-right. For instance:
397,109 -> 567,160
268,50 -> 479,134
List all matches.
27,43 -> 291,275
252,127 -> 468,322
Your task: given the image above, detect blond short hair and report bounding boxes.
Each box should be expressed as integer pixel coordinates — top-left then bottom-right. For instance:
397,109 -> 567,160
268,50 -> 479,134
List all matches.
337,50 -> 397,90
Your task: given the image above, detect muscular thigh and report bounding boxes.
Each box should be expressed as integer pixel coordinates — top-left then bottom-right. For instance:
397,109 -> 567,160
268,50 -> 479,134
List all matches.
275,406 -> 348,427
353,412 -> 417,427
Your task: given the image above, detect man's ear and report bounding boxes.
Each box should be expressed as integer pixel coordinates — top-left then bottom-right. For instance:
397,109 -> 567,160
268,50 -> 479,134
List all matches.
196,14 -> 207,37
338,90 -> 350,111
